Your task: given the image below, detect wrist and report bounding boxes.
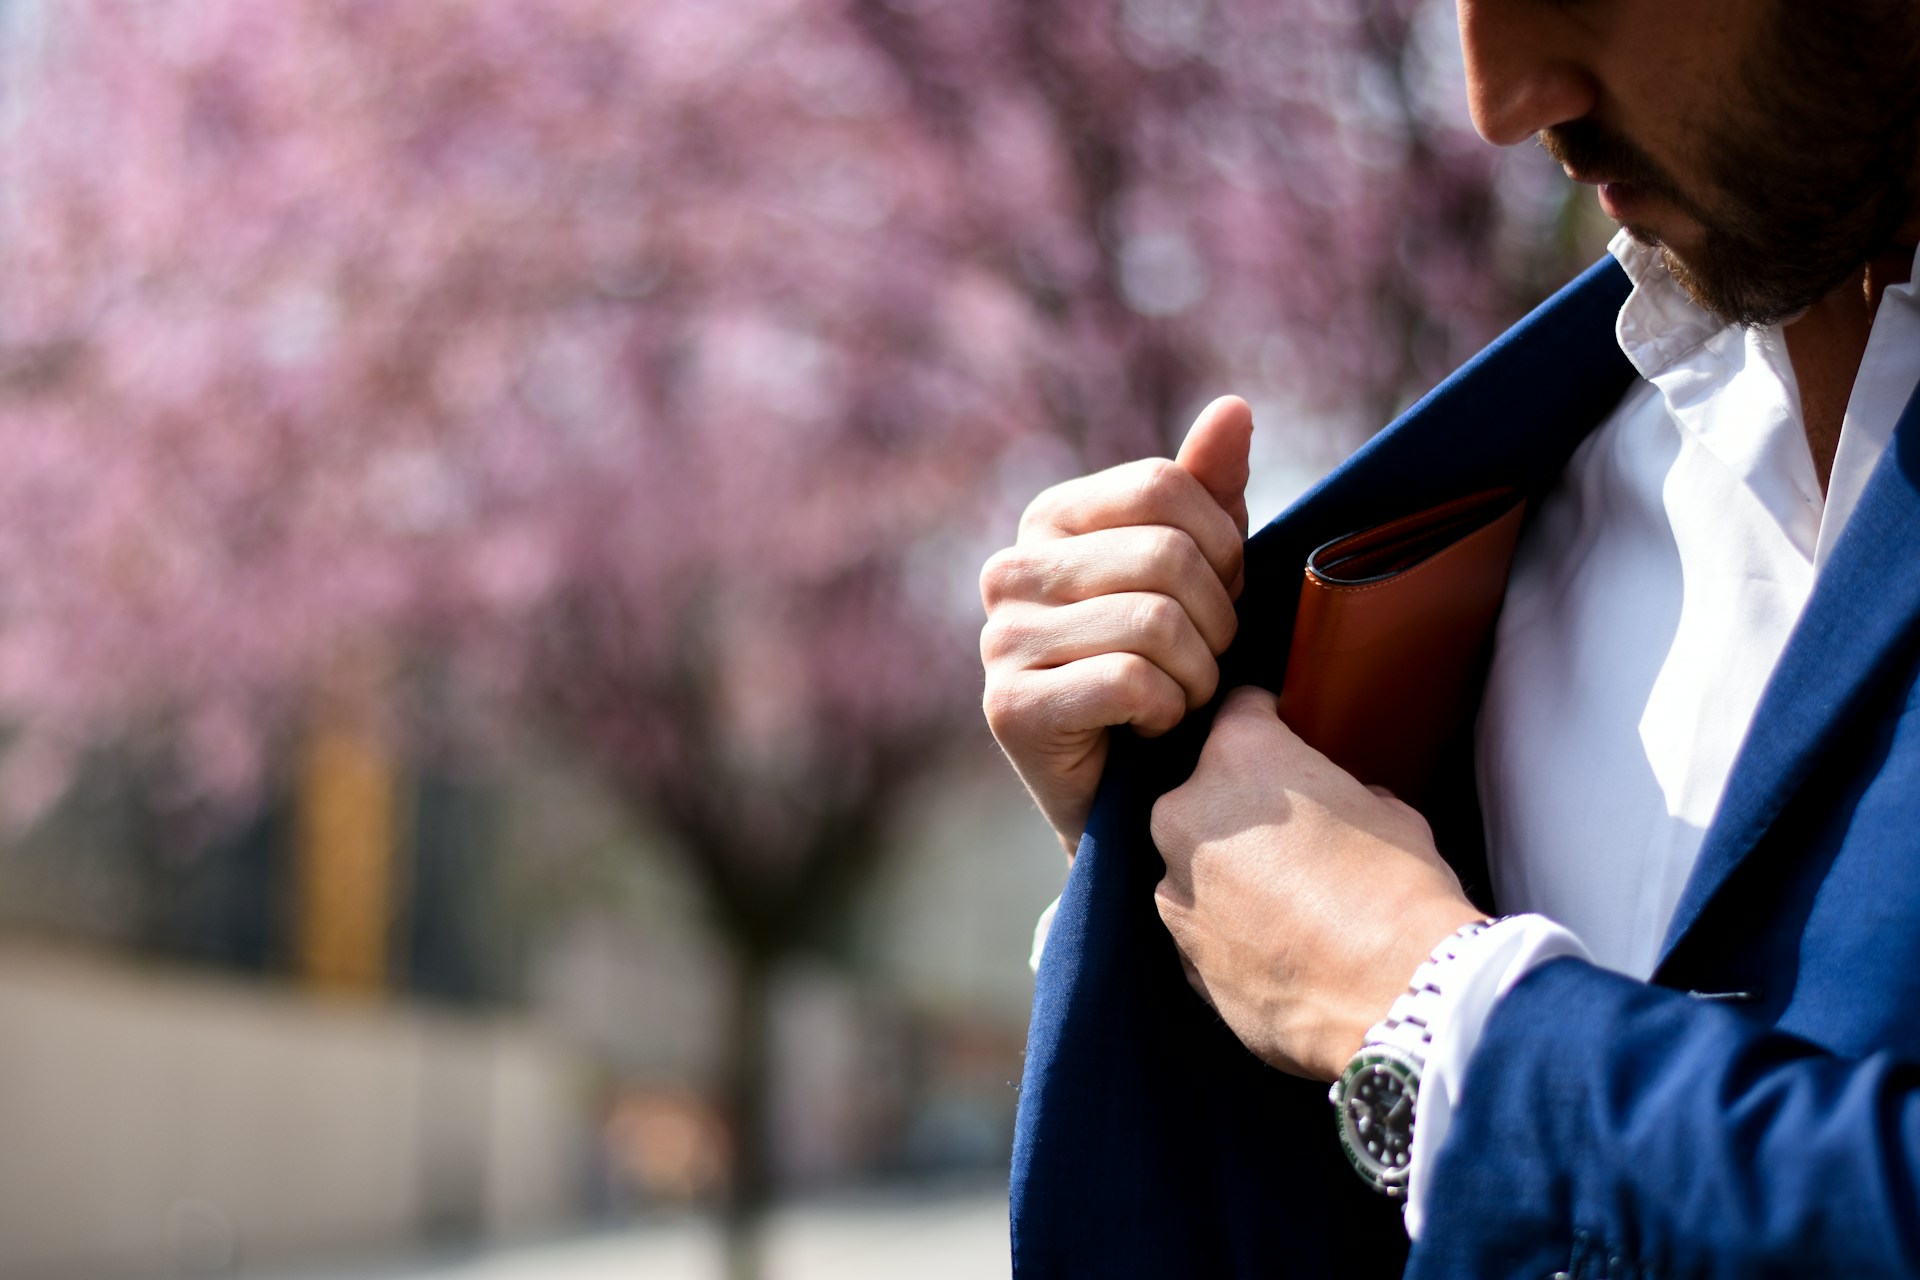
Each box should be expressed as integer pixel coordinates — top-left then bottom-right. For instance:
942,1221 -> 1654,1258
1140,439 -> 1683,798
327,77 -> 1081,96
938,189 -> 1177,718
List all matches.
1322,900 -> 1488,1078
1404,902 -> 1498,988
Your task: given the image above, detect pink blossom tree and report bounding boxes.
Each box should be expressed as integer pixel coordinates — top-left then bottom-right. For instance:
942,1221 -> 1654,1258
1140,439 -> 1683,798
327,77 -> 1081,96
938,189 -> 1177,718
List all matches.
0,0 -> 1580,1272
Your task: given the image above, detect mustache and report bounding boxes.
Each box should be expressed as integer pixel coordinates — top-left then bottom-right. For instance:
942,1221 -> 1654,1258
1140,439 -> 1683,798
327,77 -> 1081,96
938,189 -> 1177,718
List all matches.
1539,120 -> 1687,207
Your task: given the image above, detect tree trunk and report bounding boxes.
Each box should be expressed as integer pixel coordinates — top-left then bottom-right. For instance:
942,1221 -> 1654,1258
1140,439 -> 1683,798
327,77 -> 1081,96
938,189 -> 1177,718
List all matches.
720,943 -> 775,1280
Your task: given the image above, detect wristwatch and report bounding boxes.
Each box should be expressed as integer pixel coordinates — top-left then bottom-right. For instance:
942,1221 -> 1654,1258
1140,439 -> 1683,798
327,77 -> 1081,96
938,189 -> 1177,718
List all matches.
1328,918 -> 1495,1197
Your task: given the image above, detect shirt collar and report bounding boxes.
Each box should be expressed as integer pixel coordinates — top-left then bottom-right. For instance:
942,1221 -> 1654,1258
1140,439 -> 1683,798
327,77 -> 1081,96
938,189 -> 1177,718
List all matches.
1608,229 -> 1729,380
1607,229 -> 1920,571
1609,228 -> 1920,379
1607,229 -> 1820,559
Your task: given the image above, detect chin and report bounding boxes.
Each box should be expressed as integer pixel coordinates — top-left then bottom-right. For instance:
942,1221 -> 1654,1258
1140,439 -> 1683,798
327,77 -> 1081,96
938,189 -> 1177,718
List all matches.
1660,246 -> 1829,329
1658,248 -> 1741,323
1619,226 -> 1775,325
1621,218 -> 1695,260
1620,217 -> 1710,271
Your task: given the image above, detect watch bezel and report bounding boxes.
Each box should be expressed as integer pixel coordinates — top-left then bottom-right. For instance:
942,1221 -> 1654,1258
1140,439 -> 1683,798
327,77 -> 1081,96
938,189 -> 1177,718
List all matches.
1330,1041 -> 1423,1198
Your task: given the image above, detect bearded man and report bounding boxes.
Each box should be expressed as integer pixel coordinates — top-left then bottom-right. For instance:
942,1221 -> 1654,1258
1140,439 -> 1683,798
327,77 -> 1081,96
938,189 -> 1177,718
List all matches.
981,1 -> 1920,1276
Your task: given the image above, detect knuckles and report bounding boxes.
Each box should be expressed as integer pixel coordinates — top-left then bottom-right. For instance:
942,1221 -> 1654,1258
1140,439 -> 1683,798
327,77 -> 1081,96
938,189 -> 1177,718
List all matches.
980,647 -> 1187,744
1020,455 -> 1189,541
1131,457 -> 1191,512
1128,592 -> 1185,652
1014,479 -> 1073,541
978,544 -> 1037,610
979,671 -> 1036,740
1140,522 -> 1205,586
1150,874 -> 1185,931
1148,785 -> 1189,858
1177,657 -> 1222,711
976,607 -> 1028,665
1113,654 -> 1185,733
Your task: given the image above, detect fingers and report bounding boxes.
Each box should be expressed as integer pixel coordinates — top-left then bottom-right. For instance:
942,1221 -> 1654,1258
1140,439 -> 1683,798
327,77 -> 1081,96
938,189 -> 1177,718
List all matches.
983,590 -> 1223,714
1174,395 -> 1253,539
985,649 -> 1190,743
979,524 -> 1239,655
977,393 -> 1252,852
1019,456 -> 1245,593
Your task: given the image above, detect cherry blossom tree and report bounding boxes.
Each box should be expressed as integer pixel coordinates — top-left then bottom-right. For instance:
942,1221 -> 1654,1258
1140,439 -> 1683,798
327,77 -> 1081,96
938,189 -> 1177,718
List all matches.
0,0 -> 1580,1273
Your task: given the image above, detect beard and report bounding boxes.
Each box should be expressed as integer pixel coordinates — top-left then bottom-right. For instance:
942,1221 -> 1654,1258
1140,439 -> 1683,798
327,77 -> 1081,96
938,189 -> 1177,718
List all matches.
1542,2 -> 1920,328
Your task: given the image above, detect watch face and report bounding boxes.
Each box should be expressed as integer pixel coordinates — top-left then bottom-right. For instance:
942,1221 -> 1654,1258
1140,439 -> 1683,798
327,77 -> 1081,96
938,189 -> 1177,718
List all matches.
1333,1047 -> 1420,1196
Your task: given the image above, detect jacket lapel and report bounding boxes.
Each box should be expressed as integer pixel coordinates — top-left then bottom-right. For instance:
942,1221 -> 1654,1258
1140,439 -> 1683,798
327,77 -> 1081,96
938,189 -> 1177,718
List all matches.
1658,379 -> 1920,968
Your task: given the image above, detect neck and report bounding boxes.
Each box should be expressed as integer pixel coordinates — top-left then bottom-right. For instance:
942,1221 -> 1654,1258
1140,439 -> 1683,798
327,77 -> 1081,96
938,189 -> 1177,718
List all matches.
1782,240 -> 1915,494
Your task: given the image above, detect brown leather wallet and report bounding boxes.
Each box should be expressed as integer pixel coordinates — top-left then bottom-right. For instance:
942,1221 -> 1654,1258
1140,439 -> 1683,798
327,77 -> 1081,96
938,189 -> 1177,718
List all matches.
1275,488 -> 1526,808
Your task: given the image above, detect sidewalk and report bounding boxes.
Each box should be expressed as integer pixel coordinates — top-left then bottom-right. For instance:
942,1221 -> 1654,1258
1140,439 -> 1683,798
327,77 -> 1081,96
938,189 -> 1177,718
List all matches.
279,1185 -> 1010,1280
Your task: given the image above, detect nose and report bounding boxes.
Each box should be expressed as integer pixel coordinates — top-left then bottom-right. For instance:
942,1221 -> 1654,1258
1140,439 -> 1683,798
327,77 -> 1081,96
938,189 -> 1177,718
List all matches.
1456,0 -> 1599,146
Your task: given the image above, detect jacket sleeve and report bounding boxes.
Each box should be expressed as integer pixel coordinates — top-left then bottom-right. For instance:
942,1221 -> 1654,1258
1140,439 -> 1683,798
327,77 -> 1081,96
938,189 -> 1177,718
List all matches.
1408,957 -> 1920,1280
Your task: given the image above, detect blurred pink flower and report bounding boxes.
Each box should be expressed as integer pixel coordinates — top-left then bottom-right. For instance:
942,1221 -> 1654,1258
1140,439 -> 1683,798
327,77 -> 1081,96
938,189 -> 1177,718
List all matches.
0,0 -> 1571,842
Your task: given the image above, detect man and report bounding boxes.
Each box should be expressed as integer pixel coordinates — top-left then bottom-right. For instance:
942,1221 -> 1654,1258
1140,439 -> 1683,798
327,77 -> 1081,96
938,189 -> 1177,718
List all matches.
982,1 -> 1920,1275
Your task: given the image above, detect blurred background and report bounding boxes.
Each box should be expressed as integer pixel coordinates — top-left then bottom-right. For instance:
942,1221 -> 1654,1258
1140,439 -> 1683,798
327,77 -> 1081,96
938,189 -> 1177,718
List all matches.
0,0 -> 1608,1277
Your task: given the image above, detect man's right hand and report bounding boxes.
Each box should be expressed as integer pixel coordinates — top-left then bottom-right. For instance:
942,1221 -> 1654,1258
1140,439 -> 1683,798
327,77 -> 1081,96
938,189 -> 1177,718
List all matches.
979,395 -> 1253,855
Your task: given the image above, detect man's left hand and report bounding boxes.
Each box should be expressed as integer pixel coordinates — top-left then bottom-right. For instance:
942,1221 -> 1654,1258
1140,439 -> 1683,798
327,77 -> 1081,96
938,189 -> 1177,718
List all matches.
1150,686 -> 1485,1081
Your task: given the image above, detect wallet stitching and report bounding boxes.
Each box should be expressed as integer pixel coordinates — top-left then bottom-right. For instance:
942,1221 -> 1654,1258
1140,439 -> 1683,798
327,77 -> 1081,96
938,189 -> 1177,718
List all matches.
1308,490 -> 1520,587
1309,505 -> 1522,597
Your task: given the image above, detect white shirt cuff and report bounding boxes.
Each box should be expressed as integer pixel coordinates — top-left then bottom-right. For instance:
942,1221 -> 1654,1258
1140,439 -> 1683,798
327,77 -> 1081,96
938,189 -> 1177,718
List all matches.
1402,913 -> 1590,1239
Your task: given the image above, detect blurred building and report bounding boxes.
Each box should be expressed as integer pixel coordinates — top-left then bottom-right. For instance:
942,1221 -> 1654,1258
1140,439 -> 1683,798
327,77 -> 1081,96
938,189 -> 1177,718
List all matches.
0,941 -> 580,1278
0,735 -> 1056,1276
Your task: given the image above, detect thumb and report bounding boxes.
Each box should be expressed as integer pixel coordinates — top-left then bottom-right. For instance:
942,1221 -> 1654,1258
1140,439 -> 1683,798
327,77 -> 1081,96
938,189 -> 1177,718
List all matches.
1174,395 -> 1253,539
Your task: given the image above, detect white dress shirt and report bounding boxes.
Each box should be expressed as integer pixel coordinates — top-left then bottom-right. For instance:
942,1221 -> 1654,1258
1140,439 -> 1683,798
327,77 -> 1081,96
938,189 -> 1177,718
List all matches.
1404,230 -> 1920,1236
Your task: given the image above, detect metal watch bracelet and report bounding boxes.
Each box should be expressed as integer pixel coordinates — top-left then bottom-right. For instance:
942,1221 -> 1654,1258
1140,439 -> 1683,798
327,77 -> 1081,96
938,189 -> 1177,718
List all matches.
1329,917 -> 1499,1196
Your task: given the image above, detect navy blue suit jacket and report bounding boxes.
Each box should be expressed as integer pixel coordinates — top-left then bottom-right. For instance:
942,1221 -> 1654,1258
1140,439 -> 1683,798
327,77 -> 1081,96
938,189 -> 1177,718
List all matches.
1011,257 -> 1920,1278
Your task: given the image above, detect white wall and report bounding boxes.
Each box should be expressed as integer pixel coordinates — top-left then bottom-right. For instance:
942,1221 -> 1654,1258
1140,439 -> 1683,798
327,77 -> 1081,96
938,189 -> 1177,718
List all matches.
0,942 -> 586,1279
